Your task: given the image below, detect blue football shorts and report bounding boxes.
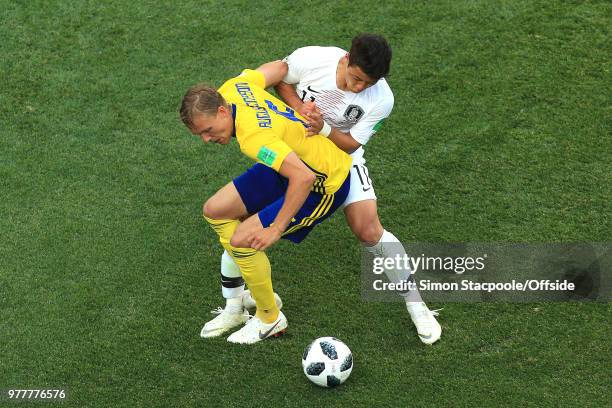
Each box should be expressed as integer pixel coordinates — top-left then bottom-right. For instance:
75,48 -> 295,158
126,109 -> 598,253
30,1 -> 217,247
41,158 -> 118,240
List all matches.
233,163 -> 350,243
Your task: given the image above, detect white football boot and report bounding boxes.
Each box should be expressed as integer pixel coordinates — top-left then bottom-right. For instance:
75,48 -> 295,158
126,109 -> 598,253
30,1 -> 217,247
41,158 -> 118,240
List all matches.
406,302 -> 442,345
241,289 -> 283,311
227,311 -> 288,345
200,306 -> 250,338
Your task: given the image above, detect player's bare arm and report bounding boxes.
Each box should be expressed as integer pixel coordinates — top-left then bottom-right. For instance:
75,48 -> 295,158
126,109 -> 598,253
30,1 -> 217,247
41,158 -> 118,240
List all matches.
327,129 -> 362,153
274,80 -> 306,113
257,61 -> 309,113
303,111 -> 362,153
235,152 -> 315,251
255,60 -> 289,90
274,67 -> 363,154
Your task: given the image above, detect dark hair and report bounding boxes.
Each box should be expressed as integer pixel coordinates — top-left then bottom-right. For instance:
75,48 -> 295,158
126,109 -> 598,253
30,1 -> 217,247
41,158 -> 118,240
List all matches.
179,84 -> 226,130
348,34 -> 392,80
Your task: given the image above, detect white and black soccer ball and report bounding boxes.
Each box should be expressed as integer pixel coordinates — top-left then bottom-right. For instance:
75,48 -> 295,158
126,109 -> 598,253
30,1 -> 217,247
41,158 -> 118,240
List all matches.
302,337 -> 353,387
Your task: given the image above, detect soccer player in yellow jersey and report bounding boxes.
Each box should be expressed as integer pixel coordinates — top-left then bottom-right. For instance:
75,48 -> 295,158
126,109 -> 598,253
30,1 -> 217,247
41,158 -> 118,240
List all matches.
180,66 -> 352,344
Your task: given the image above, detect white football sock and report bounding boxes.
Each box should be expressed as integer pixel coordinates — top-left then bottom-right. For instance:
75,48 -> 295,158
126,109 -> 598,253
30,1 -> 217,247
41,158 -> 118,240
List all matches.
220,250 -> 245,307
364,229 -> 423,303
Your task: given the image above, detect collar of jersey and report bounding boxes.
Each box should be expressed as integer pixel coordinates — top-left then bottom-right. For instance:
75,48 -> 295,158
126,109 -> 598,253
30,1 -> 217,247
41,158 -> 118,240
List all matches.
231,103 -> 237,138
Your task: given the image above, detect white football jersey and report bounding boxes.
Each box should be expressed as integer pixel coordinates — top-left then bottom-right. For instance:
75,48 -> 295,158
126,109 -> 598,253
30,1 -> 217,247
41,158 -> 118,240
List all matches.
283,46 -> 394,165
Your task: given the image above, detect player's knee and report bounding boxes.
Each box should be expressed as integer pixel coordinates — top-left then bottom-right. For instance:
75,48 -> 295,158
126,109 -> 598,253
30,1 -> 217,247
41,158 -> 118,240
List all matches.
354,221 -> 384,245
203,198 -> 224,220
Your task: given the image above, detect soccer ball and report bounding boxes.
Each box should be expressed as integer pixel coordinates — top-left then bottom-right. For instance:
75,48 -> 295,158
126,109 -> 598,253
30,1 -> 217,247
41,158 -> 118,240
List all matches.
302,337 -> 353,387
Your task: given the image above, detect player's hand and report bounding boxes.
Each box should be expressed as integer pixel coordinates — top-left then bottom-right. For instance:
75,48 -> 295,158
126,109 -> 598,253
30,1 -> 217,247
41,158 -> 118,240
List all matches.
305,111 -> 323,136
298,101 -> 316,117
300,102 -> 323,136
249,225 -> 283,251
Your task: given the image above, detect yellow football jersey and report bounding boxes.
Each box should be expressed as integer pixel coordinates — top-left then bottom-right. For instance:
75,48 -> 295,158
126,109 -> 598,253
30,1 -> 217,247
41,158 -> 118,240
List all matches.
218,69 -> 352,195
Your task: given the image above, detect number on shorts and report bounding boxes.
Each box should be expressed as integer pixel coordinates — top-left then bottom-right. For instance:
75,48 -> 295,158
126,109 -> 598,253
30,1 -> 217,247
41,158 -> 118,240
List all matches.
353,164 -> 372,190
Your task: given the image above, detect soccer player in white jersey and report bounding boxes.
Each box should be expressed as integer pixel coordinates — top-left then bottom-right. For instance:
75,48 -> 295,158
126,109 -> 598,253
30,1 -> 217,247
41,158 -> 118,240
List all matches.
202,34 -> 441,345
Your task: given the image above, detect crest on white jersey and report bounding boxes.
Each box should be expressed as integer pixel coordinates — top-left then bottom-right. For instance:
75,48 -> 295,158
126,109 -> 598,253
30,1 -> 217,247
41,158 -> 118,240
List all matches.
343,105 -> 365,123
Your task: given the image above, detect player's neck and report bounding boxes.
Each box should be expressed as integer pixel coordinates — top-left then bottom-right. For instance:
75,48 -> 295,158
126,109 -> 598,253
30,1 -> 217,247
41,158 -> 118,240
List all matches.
336,56 -> 348,91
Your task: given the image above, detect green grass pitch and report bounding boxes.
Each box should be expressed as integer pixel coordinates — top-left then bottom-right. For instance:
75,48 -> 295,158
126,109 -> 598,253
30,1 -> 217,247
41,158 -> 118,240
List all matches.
1,1 -> 610,406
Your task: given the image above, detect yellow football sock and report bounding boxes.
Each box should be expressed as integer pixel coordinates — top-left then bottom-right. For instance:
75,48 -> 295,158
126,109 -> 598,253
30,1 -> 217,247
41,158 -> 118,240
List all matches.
204,216 -> 279,323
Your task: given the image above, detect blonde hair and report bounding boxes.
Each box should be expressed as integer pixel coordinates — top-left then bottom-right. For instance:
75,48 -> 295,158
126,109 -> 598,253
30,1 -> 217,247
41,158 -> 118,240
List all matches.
179,84 -> 227,129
